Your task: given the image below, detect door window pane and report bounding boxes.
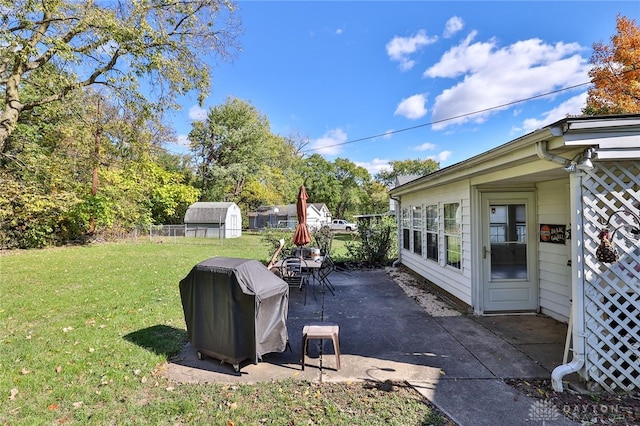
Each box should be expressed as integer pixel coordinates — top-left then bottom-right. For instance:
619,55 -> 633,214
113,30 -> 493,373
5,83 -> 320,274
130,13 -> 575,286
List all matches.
489,204 -> 527,279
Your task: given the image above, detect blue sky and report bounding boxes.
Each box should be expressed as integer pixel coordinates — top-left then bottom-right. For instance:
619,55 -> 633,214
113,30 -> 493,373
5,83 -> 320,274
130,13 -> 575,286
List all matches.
167,1 -> 639,176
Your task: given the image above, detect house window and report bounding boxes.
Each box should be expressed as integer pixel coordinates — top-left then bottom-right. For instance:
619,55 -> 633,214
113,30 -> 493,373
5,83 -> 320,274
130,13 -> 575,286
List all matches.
444,203 -> 461,269
402,207 -> 410,250
412,206 -> 422,255
425,204 -> 438,261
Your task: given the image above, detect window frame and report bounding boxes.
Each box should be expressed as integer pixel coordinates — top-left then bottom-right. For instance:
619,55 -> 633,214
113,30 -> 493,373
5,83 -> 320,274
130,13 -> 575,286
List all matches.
401,207 -> 410,251
412,205 -> 423,256
444,202 -> 461,269
425,204 -> 438,262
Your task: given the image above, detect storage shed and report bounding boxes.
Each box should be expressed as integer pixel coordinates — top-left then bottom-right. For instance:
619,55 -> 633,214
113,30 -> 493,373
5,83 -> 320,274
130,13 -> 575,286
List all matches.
184,202 -> 242,239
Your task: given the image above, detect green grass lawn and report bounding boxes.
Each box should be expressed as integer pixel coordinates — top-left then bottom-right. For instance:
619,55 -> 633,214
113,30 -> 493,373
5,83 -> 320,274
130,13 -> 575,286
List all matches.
1,236 -> 448,425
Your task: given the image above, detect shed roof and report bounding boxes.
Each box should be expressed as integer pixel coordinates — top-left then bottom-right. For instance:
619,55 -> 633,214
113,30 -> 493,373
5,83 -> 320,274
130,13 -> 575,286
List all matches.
184,202 -> 237,224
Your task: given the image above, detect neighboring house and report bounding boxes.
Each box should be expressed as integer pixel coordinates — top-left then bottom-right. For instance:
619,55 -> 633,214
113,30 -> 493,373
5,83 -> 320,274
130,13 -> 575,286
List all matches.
389,114 -> 640,392
248,203 -> 331,231
184,202 -> 242,239
309,203 -> 332,229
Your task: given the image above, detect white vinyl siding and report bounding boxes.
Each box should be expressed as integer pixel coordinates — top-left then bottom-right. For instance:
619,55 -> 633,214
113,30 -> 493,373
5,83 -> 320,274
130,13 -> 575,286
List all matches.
399,181 -> 472,306
536,180 -> 571,322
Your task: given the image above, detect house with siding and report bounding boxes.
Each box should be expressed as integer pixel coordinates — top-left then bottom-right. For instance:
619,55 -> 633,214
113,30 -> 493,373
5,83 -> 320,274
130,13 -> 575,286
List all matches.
247,203 -> 331,231
389,114 -> 640,392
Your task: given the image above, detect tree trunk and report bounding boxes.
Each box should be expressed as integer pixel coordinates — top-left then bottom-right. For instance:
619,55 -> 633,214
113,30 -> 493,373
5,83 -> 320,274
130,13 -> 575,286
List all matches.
0,75 -> 25,154
89,99 -> 102,235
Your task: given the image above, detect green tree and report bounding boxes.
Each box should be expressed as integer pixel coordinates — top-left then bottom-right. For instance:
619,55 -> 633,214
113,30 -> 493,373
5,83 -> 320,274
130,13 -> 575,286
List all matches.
189,97 -> 276,202
361,180 -> 392,214
300,154 -> 342,211
0,0 -> 241,154
0,170 -> 79,248
375,158 -> 440,187
1,79 -> 200,246
0,69 -> 97,246
333,158 -> 370,219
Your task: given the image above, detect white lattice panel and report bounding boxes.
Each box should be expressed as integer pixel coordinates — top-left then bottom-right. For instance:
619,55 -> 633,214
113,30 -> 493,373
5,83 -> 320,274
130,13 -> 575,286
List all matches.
581,161 -> 640,391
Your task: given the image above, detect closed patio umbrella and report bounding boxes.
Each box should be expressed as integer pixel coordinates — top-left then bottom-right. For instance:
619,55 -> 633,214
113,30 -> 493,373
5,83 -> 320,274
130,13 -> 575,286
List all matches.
292,185 -> 311,247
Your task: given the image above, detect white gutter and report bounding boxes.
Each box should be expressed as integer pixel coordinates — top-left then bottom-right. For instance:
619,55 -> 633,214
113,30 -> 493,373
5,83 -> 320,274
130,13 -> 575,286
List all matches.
536,140 -> 586,392
534,140 -> 570,167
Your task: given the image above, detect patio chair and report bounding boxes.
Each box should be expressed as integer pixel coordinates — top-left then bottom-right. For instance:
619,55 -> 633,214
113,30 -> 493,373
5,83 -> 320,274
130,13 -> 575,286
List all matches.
279,256 -> 310,304
316,254 -> 336,296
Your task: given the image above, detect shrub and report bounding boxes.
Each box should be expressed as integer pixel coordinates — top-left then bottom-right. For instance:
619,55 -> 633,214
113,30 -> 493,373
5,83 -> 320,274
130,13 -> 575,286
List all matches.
346,216 -> 397,265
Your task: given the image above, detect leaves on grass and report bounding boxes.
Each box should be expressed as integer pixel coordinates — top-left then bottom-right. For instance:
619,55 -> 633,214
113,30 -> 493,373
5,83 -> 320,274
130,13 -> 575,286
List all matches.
9,388 -> 18,401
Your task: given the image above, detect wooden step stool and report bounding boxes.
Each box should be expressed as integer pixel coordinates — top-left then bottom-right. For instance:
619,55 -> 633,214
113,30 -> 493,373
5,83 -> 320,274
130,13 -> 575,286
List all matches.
301,322 -> 341,370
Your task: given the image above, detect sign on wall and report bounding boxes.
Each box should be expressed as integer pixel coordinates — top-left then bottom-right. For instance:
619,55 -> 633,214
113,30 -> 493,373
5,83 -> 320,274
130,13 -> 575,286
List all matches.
539,224 -> 566,244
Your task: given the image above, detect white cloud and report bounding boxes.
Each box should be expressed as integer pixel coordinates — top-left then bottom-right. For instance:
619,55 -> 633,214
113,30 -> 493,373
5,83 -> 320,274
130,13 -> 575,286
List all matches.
335,28 -> 343,35
424,33 -> 589,130
383,130 -> 394,139
394,94 -> 428,120
414,142 -> 437,151
356,158 -> 392,175
443,16 -> 464,38
310,128 -> 348,156
386,30 -> 437,71
518,92 -> 587,133
175,134 -> 191,147
189,105 -> 207,121
428,150 -> 453,163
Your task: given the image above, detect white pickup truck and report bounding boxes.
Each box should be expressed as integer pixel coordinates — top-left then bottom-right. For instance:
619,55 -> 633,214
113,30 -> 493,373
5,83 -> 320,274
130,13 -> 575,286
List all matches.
329,219 -> 358,232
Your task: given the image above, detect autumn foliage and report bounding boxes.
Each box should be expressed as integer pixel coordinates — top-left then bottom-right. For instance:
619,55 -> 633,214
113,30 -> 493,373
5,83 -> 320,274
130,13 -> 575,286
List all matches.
585,15 -> 640,115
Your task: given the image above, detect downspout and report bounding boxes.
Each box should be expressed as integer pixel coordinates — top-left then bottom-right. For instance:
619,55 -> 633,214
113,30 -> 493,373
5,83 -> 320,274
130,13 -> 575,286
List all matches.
534,140 -> 570,167
536,140 -> 586,392
551,171 -> 586,392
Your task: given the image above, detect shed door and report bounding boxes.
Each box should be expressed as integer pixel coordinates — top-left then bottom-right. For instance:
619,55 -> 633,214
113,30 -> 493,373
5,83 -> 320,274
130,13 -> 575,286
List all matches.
481,192 -> 538,312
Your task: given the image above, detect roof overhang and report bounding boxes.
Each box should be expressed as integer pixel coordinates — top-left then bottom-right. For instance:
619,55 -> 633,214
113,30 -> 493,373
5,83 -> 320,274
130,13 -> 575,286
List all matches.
389,114 -> 640,196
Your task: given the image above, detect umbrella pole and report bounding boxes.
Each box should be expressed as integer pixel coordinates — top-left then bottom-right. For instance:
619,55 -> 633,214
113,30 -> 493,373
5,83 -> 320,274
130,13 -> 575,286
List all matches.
319,277 -> 326,380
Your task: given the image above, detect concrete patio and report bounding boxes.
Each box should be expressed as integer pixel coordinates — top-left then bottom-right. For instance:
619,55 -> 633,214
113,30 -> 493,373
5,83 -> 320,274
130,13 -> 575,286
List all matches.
165,266 -> 579,425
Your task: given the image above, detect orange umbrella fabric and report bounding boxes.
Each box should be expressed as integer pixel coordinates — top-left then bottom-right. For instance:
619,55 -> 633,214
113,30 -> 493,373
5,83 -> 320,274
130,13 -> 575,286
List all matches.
292,185 -> 312,246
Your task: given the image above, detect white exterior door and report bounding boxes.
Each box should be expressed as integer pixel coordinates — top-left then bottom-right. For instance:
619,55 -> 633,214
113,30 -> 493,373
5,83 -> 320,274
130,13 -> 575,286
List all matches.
481,192 -> 538,312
